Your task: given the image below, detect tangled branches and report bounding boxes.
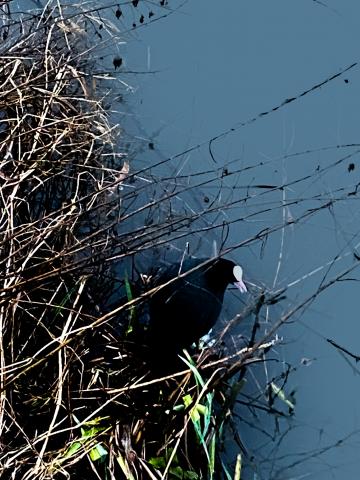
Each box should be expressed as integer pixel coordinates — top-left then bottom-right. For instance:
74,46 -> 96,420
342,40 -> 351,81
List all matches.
0,5 -> 129,478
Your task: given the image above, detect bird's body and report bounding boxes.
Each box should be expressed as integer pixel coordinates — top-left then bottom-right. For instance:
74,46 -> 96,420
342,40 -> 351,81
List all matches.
146,257 -> 246,353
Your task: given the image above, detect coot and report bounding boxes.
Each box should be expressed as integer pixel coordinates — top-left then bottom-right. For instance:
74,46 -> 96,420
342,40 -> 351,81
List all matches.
146,257 -> 247,353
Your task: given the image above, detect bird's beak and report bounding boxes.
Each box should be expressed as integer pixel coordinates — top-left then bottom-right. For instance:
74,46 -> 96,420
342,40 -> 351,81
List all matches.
234,280 -> 247,293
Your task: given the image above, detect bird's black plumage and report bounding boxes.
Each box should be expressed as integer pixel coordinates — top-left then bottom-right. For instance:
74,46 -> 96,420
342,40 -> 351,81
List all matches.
146,257 -> 246,353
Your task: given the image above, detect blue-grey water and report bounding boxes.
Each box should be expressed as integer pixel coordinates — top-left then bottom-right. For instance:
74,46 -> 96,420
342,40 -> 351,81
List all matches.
14,1 -> 360,478
121,2 -> 360,479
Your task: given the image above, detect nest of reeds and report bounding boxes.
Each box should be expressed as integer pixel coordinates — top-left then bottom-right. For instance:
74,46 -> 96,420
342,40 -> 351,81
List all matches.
0,4 -> 293,480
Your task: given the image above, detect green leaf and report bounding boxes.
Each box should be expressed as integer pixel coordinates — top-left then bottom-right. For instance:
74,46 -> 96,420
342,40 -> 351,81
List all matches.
170,467 -> 199,479
80,423 -> 106,439
124,273 -> 136,334
63,416 -> 109,464
270,382 -> 295,411
180,351 -> 205,388
169,466 -> 185,479
182,394 -> 201,423
234,453 -> 242,480
201,391 -> 213,438
173,404 -> 185,412
179,354 -> 212,461
221,461 -> 232,480
149,448 -> 179,470
196,404 -> 207,416
89,443 -> 108,462
64,441 -> 82,459
182,394 -> 193,408
55,286 -> 77,319
184,472 -> 199,480
209,434 -> 216,480
149,456 -> 167,469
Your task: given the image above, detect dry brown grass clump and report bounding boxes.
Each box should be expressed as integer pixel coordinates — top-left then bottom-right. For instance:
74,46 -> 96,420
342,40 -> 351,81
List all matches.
0,4 -> 131,478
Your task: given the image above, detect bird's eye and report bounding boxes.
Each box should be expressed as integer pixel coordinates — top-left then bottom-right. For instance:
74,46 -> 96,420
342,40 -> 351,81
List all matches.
233,265 -> 243,281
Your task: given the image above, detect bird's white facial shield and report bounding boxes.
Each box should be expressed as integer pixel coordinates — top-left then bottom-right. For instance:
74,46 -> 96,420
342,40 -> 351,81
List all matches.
233,265 -> 247,293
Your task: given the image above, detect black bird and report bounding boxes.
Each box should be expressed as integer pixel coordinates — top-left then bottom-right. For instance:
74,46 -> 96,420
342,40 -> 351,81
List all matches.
146,257 -> 247,353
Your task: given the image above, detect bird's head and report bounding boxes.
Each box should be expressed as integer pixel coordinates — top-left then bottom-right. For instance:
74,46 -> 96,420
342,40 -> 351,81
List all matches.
232,264 -> 247,293
207,258 -> 247,294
